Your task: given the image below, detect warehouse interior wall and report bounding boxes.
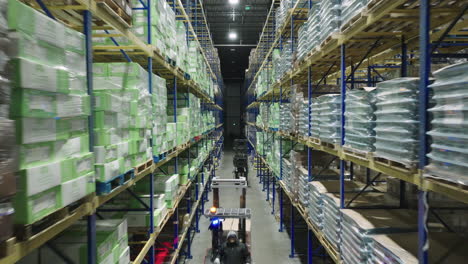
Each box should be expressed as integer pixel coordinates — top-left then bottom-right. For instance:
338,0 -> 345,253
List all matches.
224,80 -> 243,143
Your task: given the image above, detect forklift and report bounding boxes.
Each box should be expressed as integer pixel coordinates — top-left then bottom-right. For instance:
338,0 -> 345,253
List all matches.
203,177 -> 252,263
233,139 -> 249,183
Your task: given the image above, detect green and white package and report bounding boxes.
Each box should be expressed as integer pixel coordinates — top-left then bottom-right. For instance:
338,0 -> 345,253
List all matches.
61,172 -> 95,206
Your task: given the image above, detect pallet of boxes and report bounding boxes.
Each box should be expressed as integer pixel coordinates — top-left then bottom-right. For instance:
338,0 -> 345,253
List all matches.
0,0 -> 15,253
6,0 -> 95,239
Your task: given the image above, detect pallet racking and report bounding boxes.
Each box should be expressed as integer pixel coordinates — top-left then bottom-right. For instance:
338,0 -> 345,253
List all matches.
245,0 -> 468,263
0,0 -> 223,263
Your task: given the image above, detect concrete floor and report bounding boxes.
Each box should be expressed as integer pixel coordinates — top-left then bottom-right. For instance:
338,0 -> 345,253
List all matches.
186,150 -> 302,264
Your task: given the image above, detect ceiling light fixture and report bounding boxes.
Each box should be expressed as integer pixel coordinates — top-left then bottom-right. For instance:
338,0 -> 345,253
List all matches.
228,32 -> 237,40
229,0 -> 239,5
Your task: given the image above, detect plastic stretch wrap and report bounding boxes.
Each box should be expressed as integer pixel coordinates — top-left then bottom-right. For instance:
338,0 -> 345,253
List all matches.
307,181 -> 363,230
340,0 -> 367,26
425,62 -> 468,185
374,78 -> 420,165
318,94 -> 341,144
344,89 -> 376,152
322,192 -> 396,254
341,209 -> 418,264
370,232 -> 468,264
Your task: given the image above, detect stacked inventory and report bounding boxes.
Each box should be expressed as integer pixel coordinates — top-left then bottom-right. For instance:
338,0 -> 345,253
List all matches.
322,193 -> 395,253
256,68 -> 269,96
272,49 -> 282,82
298,100 -> 309,136
341,209 -> 417,264
426,62 -> 468,186
8,0 -> 94,224
175,20 -> 189,72
275,0 -> 292,33
286,150 -> 308,203
152,74 -> 168,156
310,98 -> 322,138
307,181 -> 363,230
318,94 -> 341,144
154,0 -> 176,61
318,0 -> 341,45
269,103 -> 280,129
370,232 -> 468,264
340,0 -> 368,27
93,63 -> 152,192
290,85 -> 308,134
297,2 -> 322,61
280,103 -> 293,132
374,78 -> 419,166
297,18 -> 311,61
187,41 -> 215,98
154,173 -> 180,209
344,89 -> 376,152
257,103 -> 269,128
0,2 -> 14,242
20,219 -> 129,264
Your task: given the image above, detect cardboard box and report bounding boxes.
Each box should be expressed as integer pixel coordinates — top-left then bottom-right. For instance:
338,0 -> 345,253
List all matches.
61,172 -> 95,206
13,186 -> 60,225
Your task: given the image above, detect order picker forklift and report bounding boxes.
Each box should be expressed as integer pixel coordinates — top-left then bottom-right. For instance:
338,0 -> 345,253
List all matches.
233,139 -> 249,183
203,176 -> 252,263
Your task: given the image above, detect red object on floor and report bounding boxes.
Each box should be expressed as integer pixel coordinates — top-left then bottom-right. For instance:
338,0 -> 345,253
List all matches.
154,242 -> 171,264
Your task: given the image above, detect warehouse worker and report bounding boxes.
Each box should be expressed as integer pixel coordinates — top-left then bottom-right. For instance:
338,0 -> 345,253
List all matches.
214,231 -> 251,264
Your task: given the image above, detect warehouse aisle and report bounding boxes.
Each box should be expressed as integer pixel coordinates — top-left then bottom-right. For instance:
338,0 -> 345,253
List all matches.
187,148 -> 302,264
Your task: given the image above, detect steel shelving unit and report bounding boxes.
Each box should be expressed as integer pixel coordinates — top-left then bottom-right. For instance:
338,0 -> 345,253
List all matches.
245,0 -> 468,263
0,0 -> 224,263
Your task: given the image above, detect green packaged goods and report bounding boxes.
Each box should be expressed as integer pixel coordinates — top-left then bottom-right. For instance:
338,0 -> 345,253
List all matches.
15,118 -> 59,144
8,0 -> 66,48
8,31 -> 66,67
10,58 -> 70,93
17,160 -> 62,197
55,135 -> 89,156
94,145 -> 118,164
95,158 -> 123,182
61,172 -> 95,206
13,186 -> 60,225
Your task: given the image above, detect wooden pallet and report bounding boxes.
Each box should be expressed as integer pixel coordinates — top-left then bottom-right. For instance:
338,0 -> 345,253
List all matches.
340,12 -> 364,33
14,194 -> 94,241
309,137 -> 320,145
321,235 -> 341,262
0,238 -> 15,258
374,156 -> 417,174
342,146 -> 372,160
320,140 -> 338,150
319,32 -> 340,50
424,174 -> 468,191
95,0 -> 132,26
134,159 -> 154,175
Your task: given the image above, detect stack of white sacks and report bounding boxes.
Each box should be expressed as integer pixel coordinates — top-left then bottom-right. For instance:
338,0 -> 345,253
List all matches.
318,94 -> 341,144
374,78 -> 420,166
426,62 -> 468,186
344,89 -> 376,152
152,74 -> 168,156
341,209 -> 418,264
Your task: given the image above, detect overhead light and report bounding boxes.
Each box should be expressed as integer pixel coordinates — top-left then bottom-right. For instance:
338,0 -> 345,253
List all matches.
229,0 -> 239,5
228,32 -> 237,40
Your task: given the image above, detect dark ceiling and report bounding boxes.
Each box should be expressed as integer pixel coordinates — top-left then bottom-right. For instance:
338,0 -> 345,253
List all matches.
203,0 -> 271,81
